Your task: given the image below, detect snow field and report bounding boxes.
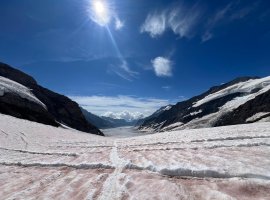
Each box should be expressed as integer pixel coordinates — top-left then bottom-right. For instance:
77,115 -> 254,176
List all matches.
0,114 -> 270,199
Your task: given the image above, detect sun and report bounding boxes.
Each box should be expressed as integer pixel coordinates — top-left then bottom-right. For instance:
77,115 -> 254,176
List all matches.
90,0 -> 111,26
93,1 -> 106,15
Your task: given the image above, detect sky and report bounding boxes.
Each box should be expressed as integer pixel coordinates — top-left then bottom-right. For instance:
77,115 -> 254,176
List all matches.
0,0 -> 270,120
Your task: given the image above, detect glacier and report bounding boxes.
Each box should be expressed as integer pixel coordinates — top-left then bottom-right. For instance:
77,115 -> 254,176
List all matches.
0,113 -> 270,199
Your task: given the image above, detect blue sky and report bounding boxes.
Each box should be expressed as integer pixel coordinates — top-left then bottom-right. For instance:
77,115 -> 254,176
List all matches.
0,0 -> 270,120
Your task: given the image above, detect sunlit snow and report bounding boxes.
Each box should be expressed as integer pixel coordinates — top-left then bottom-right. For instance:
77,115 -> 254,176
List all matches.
0,114 -> 270,199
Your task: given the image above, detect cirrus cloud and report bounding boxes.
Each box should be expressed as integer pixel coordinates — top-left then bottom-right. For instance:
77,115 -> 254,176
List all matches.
140,3 -> 202,39
141,1 -> 259,42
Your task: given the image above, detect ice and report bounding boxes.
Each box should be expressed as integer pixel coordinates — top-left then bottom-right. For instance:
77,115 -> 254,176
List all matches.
0,113 -> 270,199
0,76 -> 46,109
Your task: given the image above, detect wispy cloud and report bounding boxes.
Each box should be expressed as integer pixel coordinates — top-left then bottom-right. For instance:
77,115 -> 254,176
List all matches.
162,86 -> 172,90
202,3 -> 233,42
109,60 -> 139,81
140,11 -> 167,37
151,57 -> 172,77
141,1 -> 259,42
202,1 -> 259,42
115,17 -> 124,30
140,3 -> 203,38
70,95 -> 174,119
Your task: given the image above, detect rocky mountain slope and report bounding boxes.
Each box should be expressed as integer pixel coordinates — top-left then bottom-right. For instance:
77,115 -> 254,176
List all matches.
136,105 -> 172,127
81,107 -> 115,129
139,76 -> 270,132
0,62 -> 103,136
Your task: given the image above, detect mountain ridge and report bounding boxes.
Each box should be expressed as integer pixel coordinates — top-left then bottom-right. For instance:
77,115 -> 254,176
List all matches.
139,76 -> 270,132
0,62 -> 103,136
81,107 -> 138,129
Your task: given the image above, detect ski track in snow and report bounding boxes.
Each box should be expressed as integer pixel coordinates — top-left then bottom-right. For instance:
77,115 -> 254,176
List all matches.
0,114 -> 270,199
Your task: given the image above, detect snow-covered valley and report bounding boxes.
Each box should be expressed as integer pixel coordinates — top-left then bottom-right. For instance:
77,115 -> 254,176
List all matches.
0,113 -> 270,200
102,126 -> 144,138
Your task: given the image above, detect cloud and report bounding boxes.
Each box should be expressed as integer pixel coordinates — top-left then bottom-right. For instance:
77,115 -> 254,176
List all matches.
115,17 -> 124,30
119,61 -> 138,77
202,3 -> 232,42
140,4 -> 202,38
202,2 -> 259,42
70,95 -> 173,119
201,31 -> 213,42
141,1 -> 259,42
110,60 -> 139,81
151,57 -> 172,77
167,6 -> 202,38
103,111 -> 144,121
162,86 -> 171,90
140,11 -> 167,37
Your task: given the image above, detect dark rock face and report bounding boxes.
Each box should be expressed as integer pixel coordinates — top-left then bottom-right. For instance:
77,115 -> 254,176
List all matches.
139,76 -> 268,132
0,62 -> 103,136
81,108 -> 115,129
0,92 -> 58,127
215,90 -> 270,126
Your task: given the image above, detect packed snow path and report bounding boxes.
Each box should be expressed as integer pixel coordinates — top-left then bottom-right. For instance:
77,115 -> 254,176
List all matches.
0,114 -> 270,199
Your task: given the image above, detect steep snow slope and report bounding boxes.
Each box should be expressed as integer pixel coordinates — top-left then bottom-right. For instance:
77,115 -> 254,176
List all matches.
139,76 -> 270,132
193,76 -> 270,107
0,113 -> 270,199
0,76 -> 46,108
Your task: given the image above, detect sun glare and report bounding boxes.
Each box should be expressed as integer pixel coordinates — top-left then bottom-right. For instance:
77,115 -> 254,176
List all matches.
90,0 -> 110,26
93,1 -> 106,15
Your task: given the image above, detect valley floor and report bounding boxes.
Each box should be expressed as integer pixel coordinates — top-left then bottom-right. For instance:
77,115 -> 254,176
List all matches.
102,126 -> 144,138
0,114 -> 270,200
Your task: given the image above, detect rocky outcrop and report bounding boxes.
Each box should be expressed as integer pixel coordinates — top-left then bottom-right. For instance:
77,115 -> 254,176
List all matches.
0,62 -> 103,136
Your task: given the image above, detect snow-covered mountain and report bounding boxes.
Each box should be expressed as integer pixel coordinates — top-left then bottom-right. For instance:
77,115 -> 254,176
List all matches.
0,62 -> 103,136
81,108 -> 139,129
139,76 -> 270,132
136,105 -> 172,127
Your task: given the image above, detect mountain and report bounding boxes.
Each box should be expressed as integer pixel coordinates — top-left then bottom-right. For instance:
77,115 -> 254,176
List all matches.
81,107 -> 114,129
139,76 -> 270,132
135,105 -> 172,127
81,107 -> 138,129
101,116 -> 137,127
0,62 -> 103,136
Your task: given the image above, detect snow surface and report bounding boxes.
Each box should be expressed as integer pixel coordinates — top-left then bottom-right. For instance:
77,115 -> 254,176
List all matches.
0,113 -> 270,199
164,105 -> 172,111
193,76 -> 270,107
163,76 -> 270,131
0,76 -> 46,109
246,112 -> 270,122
